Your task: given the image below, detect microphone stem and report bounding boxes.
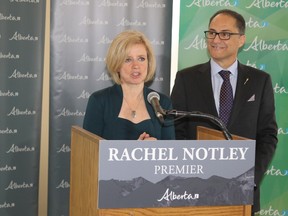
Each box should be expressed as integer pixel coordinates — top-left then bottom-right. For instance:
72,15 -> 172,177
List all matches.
164,110 -> 232,140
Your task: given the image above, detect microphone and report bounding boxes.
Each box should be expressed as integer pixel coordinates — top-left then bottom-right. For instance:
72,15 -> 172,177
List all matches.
147,92 -> 165,123
165,110 -> 233,140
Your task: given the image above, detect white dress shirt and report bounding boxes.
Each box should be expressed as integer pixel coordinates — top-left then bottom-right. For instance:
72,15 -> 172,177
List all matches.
210,58 -> 238,114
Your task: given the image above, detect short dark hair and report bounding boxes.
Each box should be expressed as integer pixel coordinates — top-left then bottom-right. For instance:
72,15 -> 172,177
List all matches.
209,9 -> 246,34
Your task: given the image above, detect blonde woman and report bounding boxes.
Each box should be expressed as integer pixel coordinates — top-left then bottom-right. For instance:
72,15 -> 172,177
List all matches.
83,30 -> 175,140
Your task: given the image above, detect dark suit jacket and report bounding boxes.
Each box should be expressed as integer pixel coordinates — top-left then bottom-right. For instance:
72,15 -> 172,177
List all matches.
171,60 -> 278,212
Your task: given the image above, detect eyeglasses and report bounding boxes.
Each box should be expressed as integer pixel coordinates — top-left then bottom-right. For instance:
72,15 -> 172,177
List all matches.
204,31 -> 243,40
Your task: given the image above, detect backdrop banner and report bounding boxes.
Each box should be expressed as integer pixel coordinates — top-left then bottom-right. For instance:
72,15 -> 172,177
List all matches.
0,1 -> 46,216
49,1 -> 173,215
178,1 -> 288,215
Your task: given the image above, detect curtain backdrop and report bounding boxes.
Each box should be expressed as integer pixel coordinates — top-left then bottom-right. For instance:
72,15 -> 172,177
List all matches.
49,1 -> 173,215
1,1 -> 287,216
178,1 -> 288,214
0,1 -> 46,216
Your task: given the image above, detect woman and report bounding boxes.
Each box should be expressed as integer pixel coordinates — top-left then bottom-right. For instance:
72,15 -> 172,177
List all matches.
83,30 -> 175,140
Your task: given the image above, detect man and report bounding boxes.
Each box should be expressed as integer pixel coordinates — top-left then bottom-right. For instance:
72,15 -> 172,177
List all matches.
171,9 -> 278,214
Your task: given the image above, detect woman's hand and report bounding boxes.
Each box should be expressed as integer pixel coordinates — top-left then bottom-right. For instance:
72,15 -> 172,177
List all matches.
138,132 -> 157,140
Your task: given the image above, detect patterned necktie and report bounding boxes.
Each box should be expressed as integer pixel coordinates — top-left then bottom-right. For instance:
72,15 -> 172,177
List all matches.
219,70 -> 233,125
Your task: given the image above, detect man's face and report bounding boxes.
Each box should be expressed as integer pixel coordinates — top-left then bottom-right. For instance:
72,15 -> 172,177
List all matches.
207,13 -> 246,68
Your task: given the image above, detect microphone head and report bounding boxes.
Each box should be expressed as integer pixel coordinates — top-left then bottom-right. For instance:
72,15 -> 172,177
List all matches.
147,91 -> 160,104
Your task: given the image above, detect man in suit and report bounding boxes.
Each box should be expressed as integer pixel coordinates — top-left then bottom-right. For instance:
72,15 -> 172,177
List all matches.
171,9 -> 278,215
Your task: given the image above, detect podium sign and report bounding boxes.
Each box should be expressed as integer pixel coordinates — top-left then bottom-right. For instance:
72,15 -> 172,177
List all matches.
98,140 -> 255,209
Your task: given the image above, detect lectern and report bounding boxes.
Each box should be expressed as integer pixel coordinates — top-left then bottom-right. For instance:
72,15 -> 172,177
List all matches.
70,126 -> 251,216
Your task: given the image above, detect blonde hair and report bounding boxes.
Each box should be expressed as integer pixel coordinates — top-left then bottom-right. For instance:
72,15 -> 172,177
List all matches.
106,30 -> 156,84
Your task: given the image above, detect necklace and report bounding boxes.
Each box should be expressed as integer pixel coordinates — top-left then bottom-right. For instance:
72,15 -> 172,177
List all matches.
123,93 -> 143,119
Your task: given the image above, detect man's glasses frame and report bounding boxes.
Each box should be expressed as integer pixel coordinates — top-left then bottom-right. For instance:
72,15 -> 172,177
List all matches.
204,31 -> 243,40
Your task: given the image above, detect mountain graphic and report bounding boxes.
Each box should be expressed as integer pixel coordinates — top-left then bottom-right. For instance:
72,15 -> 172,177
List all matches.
98,167 -> 254,209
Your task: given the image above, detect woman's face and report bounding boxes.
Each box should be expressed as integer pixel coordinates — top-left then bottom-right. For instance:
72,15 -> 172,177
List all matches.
119,43 -> 148,85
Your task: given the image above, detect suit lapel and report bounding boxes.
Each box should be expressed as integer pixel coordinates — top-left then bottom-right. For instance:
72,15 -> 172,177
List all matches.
198,63 -> 219,117
228,63 -> 252,126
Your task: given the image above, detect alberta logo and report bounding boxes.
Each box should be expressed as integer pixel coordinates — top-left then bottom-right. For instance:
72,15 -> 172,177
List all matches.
0,202 -> 15,209
259,205 -> 288,216
265,165 -> 288,177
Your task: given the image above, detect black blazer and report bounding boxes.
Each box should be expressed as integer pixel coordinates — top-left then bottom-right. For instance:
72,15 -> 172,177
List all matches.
171,60 -> 278,212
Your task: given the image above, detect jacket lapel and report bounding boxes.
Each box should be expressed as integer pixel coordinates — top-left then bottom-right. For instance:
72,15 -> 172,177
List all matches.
228,63 -> 252,127
198,63 -> 219,117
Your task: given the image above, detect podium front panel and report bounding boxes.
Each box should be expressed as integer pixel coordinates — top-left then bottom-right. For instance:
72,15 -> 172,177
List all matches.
98,140 -> 255,209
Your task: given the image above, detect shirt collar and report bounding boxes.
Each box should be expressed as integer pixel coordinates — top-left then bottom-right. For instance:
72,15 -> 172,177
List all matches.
210,59 -> 238,77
